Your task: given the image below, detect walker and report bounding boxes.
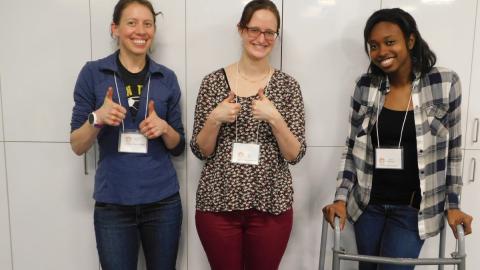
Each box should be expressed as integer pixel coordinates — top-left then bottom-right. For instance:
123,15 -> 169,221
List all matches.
318,216 -> 466,270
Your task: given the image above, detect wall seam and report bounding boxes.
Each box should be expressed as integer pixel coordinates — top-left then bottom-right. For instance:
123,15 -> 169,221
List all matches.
184,0 -> 189,269
280,0 -> 284,71
88,0 -> 93,61
0,70 -> 14,270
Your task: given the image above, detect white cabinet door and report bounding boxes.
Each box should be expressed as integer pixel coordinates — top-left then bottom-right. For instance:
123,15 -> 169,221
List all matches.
285,147 -> 358,270
461,150 -> 480,269
465,0 -> 480,150
282,0 -> 381,147
0,143 -> 12,270
381,0 -> 477,150
6,142 -> 98,270
466,84 -> 480,150
0,0 -> 91,142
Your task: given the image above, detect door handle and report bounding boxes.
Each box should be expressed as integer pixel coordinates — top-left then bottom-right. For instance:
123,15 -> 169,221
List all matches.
473,118 -> 479,143
470,157 -> 477,183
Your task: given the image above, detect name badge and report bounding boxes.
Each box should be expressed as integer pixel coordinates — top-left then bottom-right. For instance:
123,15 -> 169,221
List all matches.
231,143 -> 260,165
118,130 -> 148,154
375,147 -> 403,170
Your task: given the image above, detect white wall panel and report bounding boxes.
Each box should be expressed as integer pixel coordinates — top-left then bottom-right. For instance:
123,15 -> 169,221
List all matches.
0,0 -> 91,142
185,153 -> 209,269
0,1 -> 478,269
282,0 -> 381,147
6,142 -> 98,270
461,150 -> 480,269
465,0 -> 480,150
283,147 -> 358,270
0,144 -> 12,270
381,0 -> 477,150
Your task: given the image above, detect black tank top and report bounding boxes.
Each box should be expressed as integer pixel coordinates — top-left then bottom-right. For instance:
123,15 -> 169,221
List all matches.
370,107 -> 421,209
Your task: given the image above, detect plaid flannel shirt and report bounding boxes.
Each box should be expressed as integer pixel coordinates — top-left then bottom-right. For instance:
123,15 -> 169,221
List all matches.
335,67 -> 463,240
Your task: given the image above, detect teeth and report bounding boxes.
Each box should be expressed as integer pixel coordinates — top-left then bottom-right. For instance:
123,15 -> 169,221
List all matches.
133,39 -> 146,45
380,58 -> 393,67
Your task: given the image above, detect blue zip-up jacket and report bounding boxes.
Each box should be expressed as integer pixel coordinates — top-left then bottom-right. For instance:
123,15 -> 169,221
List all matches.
70,51 -> 185,205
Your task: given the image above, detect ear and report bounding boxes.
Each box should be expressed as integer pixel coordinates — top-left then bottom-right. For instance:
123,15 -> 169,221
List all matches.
237,23 -> 243,34
111,22 -> 119,38
408,33 -> 416,50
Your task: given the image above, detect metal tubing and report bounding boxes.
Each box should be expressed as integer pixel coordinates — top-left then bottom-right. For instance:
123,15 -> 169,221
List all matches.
318,218 -> 328,270
456,224 -> 466,270
333,218 -> 341,270
438,222 -> 446,270
84,153 -> 88,175
338,254 -> 461,266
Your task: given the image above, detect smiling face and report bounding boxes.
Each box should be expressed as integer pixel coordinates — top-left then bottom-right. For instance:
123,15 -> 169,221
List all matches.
111,2 -> 155,58
239,9 -> 278,61
368,21 -> 415,77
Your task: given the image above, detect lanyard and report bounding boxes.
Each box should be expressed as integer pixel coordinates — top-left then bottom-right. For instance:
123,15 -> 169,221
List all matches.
375,81 -> 416,148
234,62 -> 273,143
113,73 -> 151,132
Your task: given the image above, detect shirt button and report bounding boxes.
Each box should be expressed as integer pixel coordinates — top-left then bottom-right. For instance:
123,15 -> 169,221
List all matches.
419,211 -> 423,215
421,171 -> 425,174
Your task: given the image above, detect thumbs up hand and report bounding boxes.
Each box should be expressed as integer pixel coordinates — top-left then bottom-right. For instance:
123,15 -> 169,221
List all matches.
139,100 -> 168,139
252,88 -> 280,123
95,87 -> 127,126
209,91 -> 241,125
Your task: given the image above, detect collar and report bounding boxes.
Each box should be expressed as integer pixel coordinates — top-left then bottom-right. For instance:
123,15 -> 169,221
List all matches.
98,50 -> 165,76
379,71 -> 421,94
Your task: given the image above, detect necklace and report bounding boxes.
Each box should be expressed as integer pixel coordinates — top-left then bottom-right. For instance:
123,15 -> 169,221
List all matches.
237,63 -> 272,83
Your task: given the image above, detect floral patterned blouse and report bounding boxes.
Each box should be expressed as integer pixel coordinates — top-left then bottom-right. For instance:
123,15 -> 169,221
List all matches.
190,68 -> 306,215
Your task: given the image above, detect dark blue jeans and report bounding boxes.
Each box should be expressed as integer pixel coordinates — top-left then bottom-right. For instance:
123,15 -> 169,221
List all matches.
354,204 -> 425,270
94,192 -> 182,270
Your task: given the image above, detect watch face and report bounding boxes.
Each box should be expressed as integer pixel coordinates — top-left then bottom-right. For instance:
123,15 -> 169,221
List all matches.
88,113 -> 95,125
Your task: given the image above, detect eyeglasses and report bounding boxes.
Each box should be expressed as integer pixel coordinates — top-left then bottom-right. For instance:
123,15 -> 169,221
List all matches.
244,26 -> 278,41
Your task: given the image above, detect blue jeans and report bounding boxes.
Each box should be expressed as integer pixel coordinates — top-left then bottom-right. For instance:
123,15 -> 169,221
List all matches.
354,204 -> 424,270
94,192 -> 182,270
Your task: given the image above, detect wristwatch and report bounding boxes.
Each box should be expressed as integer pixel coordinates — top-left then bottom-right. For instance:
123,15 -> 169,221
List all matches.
88,112 -> 103,128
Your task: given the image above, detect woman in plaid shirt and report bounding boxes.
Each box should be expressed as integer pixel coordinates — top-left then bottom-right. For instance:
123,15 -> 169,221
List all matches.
323,8 -> 473,270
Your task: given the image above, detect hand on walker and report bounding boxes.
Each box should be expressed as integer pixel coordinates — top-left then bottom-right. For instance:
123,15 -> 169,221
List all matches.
447,209 -> 473,239
139,100 -> 169,139
209,91 -> 241,125
251,88 -> 281,123
95,87 -> 127,126
322,201 -> 347,230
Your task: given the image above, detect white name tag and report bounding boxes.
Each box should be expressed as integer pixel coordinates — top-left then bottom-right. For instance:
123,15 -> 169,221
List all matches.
231,143 -> 260,165
375,147 -> 403,170
118,130 -> 148,154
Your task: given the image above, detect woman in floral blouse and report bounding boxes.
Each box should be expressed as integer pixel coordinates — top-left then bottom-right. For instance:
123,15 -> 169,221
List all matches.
190,1 -> 306,269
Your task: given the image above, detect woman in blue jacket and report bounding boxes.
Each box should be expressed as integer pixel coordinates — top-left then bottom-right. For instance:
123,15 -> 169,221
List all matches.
70,0 -> 185,269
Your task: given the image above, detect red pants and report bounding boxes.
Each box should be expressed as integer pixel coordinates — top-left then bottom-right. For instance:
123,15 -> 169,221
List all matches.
195,208 -> 293,270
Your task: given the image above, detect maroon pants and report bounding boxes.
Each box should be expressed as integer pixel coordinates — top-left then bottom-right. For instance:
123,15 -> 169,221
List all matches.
195,208 -> 293,270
